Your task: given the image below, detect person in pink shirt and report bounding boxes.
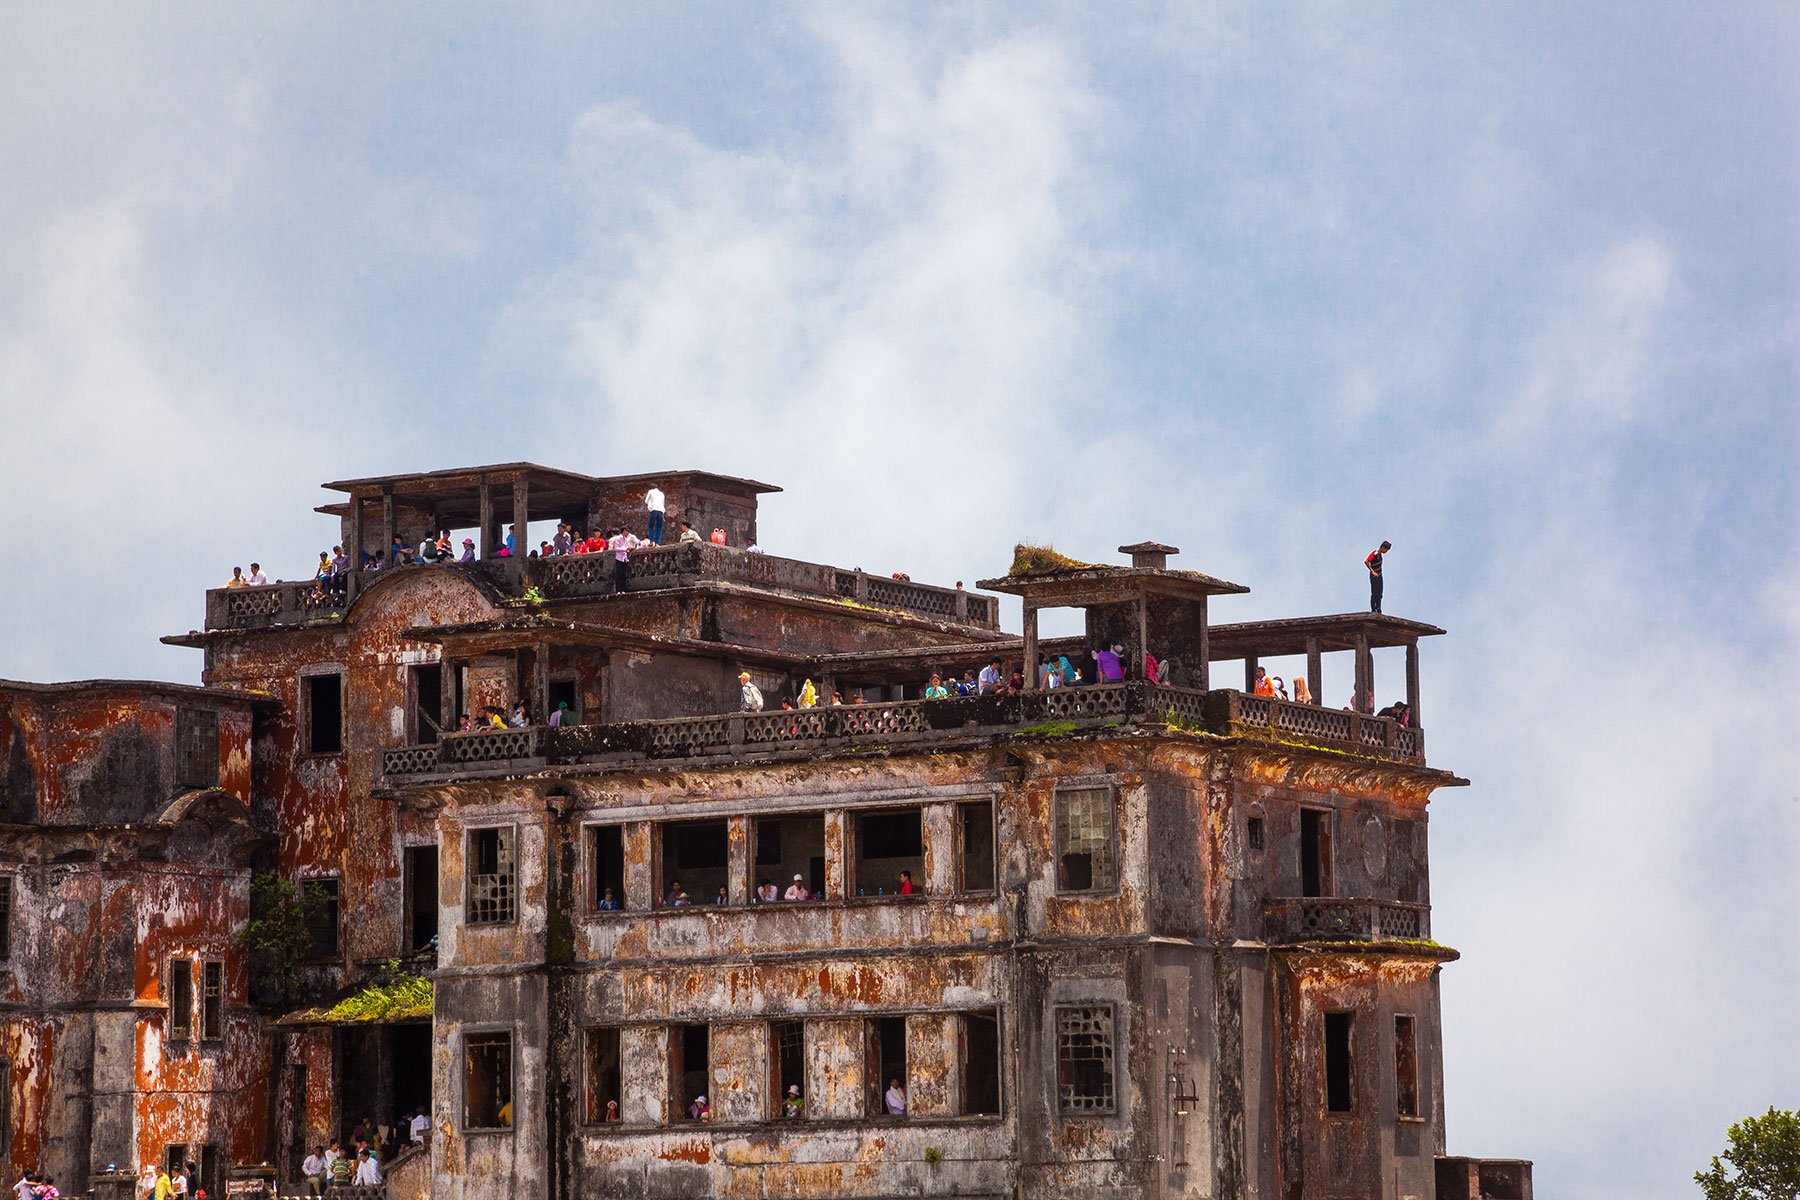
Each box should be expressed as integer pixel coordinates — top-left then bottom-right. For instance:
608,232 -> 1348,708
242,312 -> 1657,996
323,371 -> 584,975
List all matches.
606,528 -> 642,592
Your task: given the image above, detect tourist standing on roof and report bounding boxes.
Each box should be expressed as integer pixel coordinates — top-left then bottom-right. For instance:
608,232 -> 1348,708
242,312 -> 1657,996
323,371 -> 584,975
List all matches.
645,485 -> 666,544
607,527 -> 641,592
1366,541 -> 1391,613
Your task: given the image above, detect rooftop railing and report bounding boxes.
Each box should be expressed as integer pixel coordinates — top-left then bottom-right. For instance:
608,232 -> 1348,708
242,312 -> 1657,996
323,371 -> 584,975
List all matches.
1261,897 -> 1432,944
378,683 -> 1426,783
204,545 -> 997,631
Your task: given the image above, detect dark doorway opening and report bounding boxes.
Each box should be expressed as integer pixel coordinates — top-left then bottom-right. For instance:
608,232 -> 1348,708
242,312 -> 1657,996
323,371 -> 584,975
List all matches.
405,847 -> 438,951
1301,809 -> 1333,898
411,665 -> 443,744
1324,1011 -> 1354,1113
770,1020 -> 805,1118
866,1016 -> 907,1116
549,679 -> 579,724
959,801 -> 996,893
671,1024 -> 710,1120
962,1010 -> 1001,1115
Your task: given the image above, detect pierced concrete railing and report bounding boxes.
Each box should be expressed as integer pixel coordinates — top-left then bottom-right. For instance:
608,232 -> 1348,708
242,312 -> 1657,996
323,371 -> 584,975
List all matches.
1261,897 -> 1432,944
380,684 -> 1426,783
1212,691 -> 1422,762
203,562 -> 509,631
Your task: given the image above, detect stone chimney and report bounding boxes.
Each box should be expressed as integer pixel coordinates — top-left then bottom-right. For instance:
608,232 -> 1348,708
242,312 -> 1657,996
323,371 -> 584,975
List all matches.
1118,541 -> 1178,570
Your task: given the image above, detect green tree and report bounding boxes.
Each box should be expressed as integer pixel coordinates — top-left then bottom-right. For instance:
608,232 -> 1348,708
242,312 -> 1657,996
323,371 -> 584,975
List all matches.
1696,1107 -> 1800,1200
233,874 -> 331,1005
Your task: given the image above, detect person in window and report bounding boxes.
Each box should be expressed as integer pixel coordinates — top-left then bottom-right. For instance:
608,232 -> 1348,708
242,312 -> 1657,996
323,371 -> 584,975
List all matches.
978,657 -> 1004,694
713,886 -> 729,906
956,670 -> 979,697
497,1098 -> 513,1126
923,674 -> 949,699
784,874 -> 810,901
782,1085 -> 804,1118
798,679 -> 819,708
666,881 -> 690,907
509,700 -> 528,728
756,878 -> 778,904
1092,644 -> 1125,683
688,1095 -> 709,1122
603,1100 -> 621,1123
897,871 -> 916,896
597,888 -> 620,911
884,1078 -> 907,1116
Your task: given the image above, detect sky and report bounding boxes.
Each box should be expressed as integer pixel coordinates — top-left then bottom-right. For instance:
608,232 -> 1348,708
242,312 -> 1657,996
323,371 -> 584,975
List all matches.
2,4 -> 1796,1195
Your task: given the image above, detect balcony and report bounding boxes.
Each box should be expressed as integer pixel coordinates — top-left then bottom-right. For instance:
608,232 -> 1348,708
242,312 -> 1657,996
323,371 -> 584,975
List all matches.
379,683 -> 1429,785
1214,689 -> 1421,760
203,545 -> 997,632
1261,897 -> 1432,944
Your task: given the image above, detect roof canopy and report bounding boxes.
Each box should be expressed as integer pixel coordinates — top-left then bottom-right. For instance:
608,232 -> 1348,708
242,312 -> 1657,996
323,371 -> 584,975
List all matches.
1205,613 -> 1445,658
975,565 -> 1248,606
315,463 -> 780,524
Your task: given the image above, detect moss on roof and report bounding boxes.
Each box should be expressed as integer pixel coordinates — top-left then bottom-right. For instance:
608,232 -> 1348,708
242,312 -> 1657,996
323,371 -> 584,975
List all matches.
290,972 -> 432,1025
1008,544 -> 1102,576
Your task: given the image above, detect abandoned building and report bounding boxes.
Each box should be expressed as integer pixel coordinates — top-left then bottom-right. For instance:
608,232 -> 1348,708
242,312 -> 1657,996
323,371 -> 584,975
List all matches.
0,462 -> 1533,1200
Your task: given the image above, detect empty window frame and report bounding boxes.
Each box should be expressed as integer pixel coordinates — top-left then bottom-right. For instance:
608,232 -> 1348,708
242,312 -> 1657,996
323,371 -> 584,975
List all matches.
659,820 -> 728,908
1055,1004 -> 1116,1114
589,825 -> 626,911
463,1031 -> 514,1130
200,960 -> 224,1041
175,707 -> 220,788
958,801 -> 996,893
1394,1014 -> 1419,1118
304,673 -> 344,755
851,808 -> 924,898
584,1027 -> 622,1125
769,1020 -> 806,1118
410,664 -> 444,745
0,876 -> 11,962
961,1010 -> 1002,1116
405,846 -> 439,951
1055,787 -> 1117,893
305,877 -> 341,959
670,1025 -> 711,1122
1324,1011 -> 1354,1114
751,814 -> 825,901
866,1016 -> 908,1117
1300,808 -> 1334,898
1247,815 -> 1265,853
168,960 -> 194,1041
467,827 -> 517,925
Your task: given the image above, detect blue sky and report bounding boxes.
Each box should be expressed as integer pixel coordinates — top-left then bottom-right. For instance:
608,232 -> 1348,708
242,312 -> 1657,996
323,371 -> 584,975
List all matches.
2,5 -> 1796,1195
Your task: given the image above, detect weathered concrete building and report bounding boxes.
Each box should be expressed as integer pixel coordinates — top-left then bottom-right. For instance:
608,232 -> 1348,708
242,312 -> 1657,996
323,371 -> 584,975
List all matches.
0,463 -> 1532,1199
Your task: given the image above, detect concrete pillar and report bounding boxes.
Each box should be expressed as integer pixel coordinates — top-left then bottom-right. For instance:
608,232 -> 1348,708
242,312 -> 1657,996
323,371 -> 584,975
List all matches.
1022,604 -> 1039,690
1135,587 -> 1150,683
710,1022 -> 766,1124
905,1013 -> 956,1116
620,1025 -> 671,1125
823,811 -> 848,902
478,481 -> 494,560
921,804 -> 956,895
1405,642 -> 1421,727
1196,595 -> 1209,691
381,491 -> 395,563
1354,633 -> 1373,711
1306,638 -> 1323,706
727,816 -> 751,906
347,498 -> 364,601
510,478 -> 530,585
1244,656 -> 1259,692
806,1018 -> 866,1120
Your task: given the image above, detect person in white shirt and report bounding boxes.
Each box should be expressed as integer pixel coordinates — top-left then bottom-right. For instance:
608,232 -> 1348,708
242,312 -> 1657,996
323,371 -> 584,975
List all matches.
247,563 -> 268,586
300,1148 -> 327,1197
607,528 -> 641,592
884,1078 -> 908,1116
977,657 -> 1004,694
676,519 -> 702,545
784,874 -> 809,901
644,486 -> 666,544
352,1150 -> 381,1187
410,1111 -> 429,1142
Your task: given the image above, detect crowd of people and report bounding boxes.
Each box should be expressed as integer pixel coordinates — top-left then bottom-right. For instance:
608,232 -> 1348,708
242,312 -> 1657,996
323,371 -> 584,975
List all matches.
11,1172 -> 60,1200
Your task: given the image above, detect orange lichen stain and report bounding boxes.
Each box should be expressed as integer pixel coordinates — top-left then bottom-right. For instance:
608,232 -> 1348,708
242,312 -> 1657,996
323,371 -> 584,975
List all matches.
659,1138 -> 713,1164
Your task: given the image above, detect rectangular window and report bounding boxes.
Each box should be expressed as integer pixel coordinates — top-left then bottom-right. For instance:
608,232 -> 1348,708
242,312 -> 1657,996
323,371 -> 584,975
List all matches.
463,1031 -> 514,1130
866,1016 -> 908,1117
659,820 -> 727,909
851,808 -> 924,898
750,814 -> 824,902
304,673 -> 344,755
168,961 -> 193,1040
584,1027 -> 622,1125
1324,1011 -> 1354,1114
1056,787 -> 1116,893
1247,815 -> 1265,852
1300,808 -> 1333,898
958,801 -> 996,893
175,707 -> 219,788
0,876 -> 12,962
1394,1015 -> 1419,1118
405,847 -> 438,951
1055,1004 -> 1116,1114
548,679 -> 579,725
670,1024 -> 710,1122
410,664 -> 444,745
305,878 -> 341,959
590,825 -> 626,910
961,1010 -> 1002,1116
769,1020 -> 806,1119
467,827 -> 517,925
200,961 -> 224,1040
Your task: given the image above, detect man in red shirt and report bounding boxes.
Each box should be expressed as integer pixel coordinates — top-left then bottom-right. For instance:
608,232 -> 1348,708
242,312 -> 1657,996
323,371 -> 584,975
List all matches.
1365,541 -> 1391,613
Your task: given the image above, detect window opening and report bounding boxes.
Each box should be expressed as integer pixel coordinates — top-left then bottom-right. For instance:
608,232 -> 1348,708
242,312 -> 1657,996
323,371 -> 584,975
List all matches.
411,664 -> 443,744
1247,815 -> 1265,853
852,808 -> 924,898
1056,1004 -> 1116,1114
305,878 -> 341,958
1324,1011 -> 1354,1114
548,679 -> 579,724
866,1016 -> 908,1116
961,1010 -> 1002,1115
405,847 -> 438,950
200,960 -> 223,1040
467,827 -> 517,924
176,707 -> 219,788
584,1027 -> 622,1124
590,826 -> 626,910
305,673 -> 344,755
670,1025 -> 710,1121
168,960 -> 193,1040
1056,787 -> 1116,892
660,820 -> 728,908
751,814 -> 824,901
1394,1014 -> 1419,1118
197,1145 -> 220,1200
959,801 -> 996,893
1301,809 -> 1333,898
0,876 -> 11,962
770,1020 -> 806,1118
464,1031 -> 514,1129
0,1059 -> 11,1156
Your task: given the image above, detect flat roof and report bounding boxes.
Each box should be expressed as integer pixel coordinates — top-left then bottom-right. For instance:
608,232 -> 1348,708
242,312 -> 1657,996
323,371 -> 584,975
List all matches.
1206,613 -> 1446,657
0,678 -> 275,706
975,565 -> 1250,601
321,463 -> 781,496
